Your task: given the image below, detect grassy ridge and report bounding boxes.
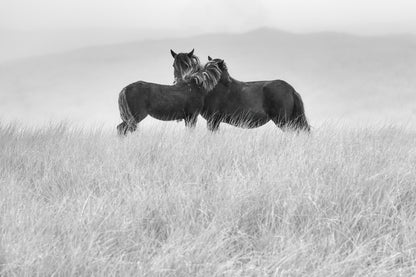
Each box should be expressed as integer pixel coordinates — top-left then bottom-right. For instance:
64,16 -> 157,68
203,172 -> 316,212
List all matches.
0,123 -> 415,276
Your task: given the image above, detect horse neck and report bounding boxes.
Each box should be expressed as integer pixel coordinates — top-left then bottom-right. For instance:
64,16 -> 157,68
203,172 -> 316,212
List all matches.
219,70 -> 236,86
175,80 -> 207,94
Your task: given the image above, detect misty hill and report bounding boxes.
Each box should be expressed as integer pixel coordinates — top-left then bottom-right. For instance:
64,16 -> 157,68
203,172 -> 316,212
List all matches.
0,28 -> 184,62
1,28 -> 415,127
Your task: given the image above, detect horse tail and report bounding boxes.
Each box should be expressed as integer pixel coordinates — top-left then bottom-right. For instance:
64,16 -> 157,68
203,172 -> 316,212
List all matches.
291,91 -> 310,132
118,87 -> 137,134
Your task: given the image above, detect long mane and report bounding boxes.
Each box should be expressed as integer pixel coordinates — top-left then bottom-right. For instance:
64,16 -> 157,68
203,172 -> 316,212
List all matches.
173,54 -> 202,84
180,61 -> 222,92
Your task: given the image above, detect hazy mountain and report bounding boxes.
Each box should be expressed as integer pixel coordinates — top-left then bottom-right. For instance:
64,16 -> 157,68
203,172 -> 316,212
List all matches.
0,28 -> 190,62
1,28 -> 415,128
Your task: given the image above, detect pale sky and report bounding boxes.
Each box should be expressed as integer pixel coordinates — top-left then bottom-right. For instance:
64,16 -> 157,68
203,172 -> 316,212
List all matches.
1,0 -> 416,34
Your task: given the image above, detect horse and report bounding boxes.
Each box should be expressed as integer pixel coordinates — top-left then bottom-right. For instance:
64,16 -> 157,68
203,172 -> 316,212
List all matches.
173,56 -> 310,132
116,50 -> 221,135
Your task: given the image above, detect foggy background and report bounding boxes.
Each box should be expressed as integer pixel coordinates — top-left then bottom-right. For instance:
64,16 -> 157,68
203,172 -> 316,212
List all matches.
1,0 -> 416,128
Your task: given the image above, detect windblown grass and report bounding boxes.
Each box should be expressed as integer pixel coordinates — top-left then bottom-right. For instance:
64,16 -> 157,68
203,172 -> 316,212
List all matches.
0,122 -> 415,276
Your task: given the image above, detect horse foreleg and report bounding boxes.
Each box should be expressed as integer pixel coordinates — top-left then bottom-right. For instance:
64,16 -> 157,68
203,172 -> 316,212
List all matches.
184,114 -> 198,129
207,117 -> 221,132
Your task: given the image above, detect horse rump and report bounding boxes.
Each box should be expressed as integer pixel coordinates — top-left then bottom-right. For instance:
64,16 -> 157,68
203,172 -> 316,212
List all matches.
290,91 -> 310,132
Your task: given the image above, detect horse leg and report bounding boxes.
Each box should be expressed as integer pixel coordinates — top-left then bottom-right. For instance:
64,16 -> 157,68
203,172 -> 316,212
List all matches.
184,113 -> 198,129
117,121 -> 137,136
117,113 -> 146,137
117,122 -> 128,136
207,116 -> 221,132
127,112 -> 147,133
272,117 -> 291,132
126,121 -> 138,133
274,117 -> 308,133
289,115 -> 310,132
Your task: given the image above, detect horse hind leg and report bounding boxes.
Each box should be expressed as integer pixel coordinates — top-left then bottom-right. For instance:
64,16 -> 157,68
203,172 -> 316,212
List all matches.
272,117 -> 290,132
117,122 -> 127,136
117,121 -> 137,136
126,121 -> 138,133
273,117 -> 310,133
290,115 -> 310,132
270,105 -> 309,132
117,115 -> 142,137
206,114 -> 221,132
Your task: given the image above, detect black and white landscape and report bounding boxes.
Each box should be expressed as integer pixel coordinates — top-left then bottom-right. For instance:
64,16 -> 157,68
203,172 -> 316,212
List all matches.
1,1 -> 416,276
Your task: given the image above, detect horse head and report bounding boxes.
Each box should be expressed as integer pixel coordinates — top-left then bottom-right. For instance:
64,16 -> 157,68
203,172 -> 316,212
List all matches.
171,49 -> 201,83
207,56 -> 231,84
177,57 -> 222,92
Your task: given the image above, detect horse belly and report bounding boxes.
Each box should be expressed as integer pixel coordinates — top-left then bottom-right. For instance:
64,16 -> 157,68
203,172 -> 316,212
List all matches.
148,92 -> 203,121
225,87 -> 268,127
148,102 -> 187,121
224,110 -> 269,128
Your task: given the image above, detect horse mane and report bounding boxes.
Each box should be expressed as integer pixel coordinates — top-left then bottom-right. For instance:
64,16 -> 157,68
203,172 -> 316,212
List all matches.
218,60 -> 231,84
181,61 -> 222,92
173,54 -> 202,84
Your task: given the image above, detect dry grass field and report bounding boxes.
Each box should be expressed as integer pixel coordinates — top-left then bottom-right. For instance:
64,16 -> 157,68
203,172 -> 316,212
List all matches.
1,122 -> 415,276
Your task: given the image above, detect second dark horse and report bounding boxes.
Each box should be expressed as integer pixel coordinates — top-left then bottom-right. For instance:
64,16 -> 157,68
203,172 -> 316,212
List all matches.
174,55 -> 310,132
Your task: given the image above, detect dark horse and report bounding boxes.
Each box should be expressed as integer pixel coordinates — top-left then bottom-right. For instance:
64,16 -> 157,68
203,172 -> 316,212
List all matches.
117,50 -> 221,135
174,55 -> 310,132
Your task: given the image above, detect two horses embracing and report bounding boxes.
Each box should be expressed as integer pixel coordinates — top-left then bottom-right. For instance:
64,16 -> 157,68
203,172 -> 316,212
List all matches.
117,49 -> 310,135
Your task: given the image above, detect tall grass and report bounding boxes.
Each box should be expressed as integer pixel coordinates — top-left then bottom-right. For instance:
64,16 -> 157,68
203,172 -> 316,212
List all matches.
0,122 -> 415,276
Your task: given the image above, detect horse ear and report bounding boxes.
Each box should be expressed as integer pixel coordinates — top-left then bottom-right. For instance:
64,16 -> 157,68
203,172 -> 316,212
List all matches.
208,56 -> 212,61
170,49 -> 177,58
188,49 -> 194,57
